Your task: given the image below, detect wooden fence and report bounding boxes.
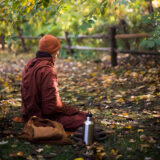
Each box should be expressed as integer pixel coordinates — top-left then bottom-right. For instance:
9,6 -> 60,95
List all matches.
1,26 -> 160,66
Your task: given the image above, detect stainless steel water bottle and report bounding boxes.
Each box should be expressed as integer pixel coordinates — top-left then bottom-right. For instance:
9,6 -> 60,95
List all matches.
83,111 -> 94,145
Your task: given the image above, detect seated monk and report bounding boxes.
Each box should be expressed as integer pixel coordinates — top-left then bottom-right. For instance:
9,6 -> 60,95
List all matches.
21,35 -> 86,131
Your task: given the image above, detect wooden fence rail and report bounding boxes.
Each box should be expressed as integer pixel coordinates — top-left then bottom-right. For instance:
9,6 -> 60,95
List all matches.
1,27 -> 159,66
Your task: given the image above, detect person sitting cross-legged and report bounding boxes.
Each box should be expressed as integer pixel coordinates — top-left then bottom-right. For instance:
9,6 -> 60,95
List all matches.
21,35 -> 107,142
21,35 -> 86,131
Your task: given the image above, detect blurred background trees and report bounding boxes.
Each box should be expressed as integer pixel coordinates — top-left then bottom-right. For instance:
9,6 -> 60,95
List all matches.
0,0 -> 159,53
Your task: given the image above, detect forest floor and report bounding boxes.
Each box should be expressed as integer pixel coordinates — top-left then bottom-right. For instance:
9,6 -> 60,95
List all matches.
0,51 -> 160,160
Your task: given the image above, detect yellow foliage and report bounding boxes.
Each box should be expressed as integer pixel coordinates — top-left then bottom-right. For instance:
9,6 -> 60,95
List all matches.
26,6 -> 32,13
28,0 -> 35,4
22,0 -> 27,7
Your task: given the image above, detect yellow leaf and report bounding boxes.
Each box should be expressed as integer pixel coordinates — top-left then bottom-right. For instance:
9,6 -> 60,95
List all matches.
0,77 -> 3,82
125,125 -> 132,129
45,145 -> 51,148
111,125 -> 115,128
96,146 -> 104,151
122,113 -> 128,116
157,92 -> 160,96
28,0 -> 35,4
116,98 -> 125,103
26,6 -> 32,13
22,0 -> 27,6
97,152 -> 107,160
111,149 -> 118,156
4,82 -> 8,88
91,72 -> 97,77
17,151 -> 24,157
74,158 -> 84,160
12,117 -> 23,123
111,149 -> 115,155
137,129 -> 144,133
65,59 -> 71,63
116,154 -> 122,160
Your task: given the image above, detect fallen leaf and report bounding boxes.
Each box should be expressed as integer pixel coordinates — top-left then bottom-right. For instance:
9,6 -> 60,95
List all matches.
89,108 -> 100,114
110,149 -> 118,155
74,158 -> 84,160
97,152 -> 107,160
12,116 -> 23,123
141,144 -> 150,150
127,147 -> 132,151
145,157 -> 152,160
11,144 -> 17,148
116,98 -> 125,103
148,136 -> 156,143
10,153 -> 17,157
140,135 -> 147,141
27,155 -> 35,160
36,148 -> 44,153
105,129 -> 115,134
96,146 -> 104,151
137,129 -> 144,133
116,154 -> 122,160
129,139 -> 136,143
125,125 -> 132,129
0,140 -> 8,145
122,113 -> 128,116
17,151 -> 24,157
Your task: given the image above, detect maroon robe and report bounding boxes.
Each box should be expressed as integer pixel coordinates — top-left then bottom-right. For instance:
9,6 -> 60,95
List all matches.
21,57 -> 86,131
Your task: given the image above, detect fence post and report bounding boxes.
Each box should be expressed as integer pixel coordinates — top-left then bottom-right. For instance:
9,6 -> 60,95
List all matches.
17,27 -> 27,52
65,31 -> 74,55
110,26 -> 117,66
1,34 -> 5,50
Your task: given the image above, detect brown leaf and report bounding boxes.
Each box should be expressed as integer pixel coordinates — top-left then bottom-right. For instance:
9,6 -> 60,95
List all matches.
141,144 -> 150,151
140,135 -> 147,142
129,139 -> 136,143
105,130 -> 115,134
148,136 -> 156,143
12,117 -> 23,123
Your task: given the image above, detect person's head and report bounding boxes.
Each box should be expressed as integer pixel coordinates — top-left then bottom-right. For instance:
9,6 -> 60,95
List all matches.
38,35 -> 61,61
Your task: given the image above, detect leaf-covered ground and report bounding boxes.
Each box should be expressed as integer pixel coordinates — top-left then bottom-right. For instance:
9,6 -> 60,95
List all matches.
0,51 -> 160,160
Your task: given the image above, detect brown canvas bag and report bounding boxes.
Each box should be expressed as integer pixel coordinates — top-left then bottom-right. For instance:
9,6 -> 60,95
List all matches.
18,116 -> 73,144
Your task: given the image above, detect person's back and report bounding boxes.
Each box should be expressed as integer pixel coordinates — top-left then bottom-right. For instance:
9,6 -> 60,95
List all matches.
22,57 -> 57,121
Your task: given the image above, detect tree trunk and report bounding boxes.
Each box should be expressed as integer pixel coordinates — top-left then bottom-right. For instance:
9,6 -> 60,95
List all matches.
17,27 -> 27,52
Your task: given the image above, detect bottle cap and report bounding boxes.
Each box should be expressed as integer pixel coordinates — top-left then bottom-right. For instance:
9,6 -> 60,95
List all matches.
87,111 -> 92,117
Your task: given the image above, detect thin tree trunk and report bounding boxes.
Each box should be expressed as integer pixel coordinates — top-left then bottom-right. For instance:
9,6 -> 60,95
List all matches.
17,27 -> 27,52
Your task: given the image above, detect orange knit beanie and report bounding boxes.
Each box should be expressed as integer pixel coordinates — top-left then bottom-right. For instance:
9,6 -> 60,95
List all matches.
38,35 -> 61,54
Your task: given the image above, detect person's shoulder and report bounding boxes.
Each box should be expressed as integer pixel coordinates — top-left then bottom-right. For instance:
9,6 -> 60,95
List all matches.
38,62 -> 56,75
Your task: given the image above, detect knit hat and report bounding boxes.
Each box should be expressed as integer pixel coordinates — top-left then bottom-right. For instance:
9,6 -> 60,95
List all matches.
38,35 -> 61,54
